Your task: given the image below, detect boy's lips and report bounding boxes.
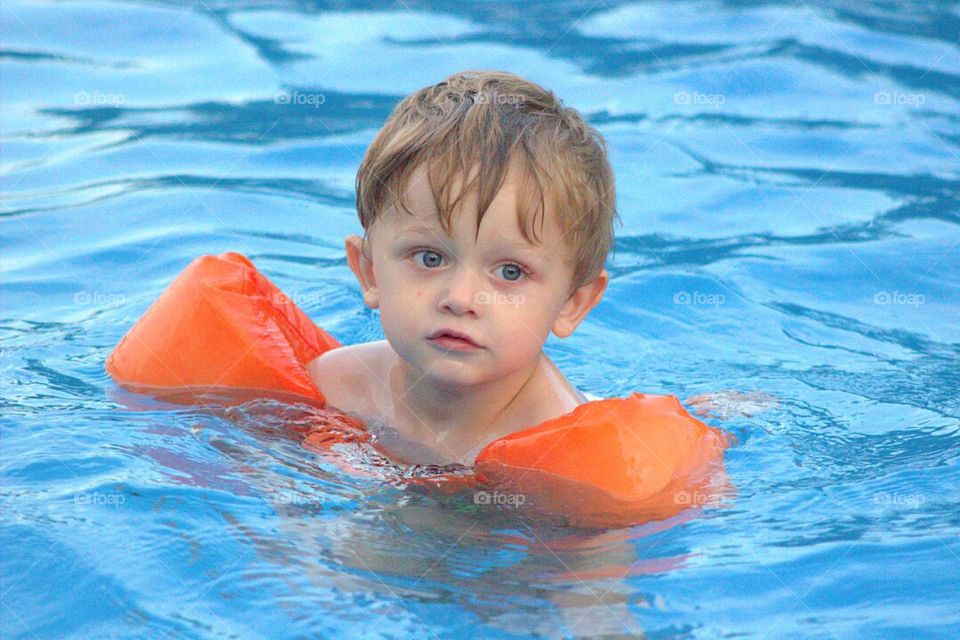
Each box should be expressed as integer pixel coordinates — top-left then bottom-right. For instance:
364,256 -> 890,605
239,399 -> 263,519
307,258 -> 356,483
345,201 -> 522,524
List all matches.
427,328 -> 482,349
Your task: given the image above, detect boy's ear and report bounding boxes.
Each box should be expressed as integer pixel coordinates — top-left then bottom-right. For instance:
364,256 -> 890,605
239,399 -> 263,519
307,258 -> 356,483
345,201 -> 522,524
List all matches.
552,269 -> 608,339
345,234 -> 379,309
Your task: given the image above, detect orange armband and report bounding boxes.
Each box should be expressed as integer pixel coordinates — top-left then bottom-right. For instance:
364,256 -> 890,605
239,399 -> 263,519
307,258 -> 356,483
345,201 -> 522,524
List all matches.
474,393 -> 732,528
106,252 -> 339,404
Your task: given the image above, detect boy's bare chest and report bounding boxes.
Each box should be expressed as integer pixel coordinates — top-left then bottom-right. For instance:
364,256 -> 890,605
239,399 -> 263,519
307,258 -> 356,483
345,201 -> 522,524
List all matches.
307,340 -> 588,466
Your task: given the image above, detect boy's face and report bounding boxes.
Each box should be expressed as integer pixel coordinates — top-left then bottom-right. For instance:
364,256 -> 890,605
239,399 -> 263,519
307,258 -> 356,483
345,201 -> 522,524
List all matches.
345,163 -> 607,390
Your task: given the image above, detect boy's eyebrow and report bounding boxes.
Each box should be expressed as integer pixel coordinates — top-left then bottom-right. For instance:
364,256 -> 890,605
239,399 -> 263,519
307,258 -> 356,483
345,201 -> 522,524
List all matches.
397,226 -> 442,237
394,225 -> 545,258
396,226 -> 546,259
495,241 -> 544,257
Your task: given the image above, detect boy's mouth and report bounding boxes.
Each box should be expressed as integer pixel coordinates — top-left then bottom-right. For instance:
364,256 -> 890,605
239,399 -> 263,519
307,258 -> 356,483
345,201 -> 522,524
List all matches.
427,328 -> 482,350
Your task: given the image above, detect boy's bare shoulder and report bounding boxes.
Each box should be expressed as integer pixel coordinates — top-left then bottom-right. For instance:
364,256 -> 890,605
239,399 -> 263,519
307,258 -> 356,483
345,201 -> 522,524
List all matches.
538,353 -> 590,408
306,340 -> 391,415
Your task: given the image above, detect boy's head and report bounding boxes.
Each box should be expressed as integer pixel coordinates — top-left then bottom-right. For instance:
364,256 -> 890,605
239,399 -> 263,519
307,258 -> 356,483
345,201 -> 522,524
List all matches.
345,70 -> 618,387
355,69 -> 618,296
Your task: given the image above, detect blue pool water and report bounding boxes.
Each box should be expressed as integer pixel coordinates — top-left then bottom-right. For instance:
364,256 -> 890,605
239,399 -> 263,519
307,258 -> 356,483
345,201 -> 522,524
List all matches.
2,1 -> 959,638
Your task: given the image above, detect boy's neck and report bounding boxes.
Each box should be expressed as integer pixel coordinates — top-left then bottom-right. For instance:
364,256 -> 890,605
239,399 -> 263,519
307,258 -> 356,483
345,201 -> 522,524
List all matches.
383,348 -> 543,452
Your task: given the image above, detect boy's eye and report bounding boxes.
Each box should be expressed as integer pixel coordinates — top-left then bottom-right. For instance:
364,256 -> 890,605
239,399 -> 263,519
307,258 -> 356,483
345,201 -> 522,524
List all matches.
413,249 -> 444,268
411,249 -> 530,282
497,264 -> 526,282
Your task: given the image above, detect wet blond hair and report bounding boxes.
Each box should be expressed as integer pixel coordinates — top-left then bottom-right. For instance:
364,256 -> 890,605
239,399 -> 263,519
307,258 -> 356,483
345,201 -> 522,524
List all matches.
355,69 -> 618,295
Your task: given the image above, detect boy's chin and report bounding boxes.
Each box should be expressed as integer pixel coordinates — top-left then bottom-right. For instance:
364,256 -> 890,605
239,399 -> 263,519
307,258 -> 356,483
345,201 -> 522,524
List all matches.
410,351 -> 494,388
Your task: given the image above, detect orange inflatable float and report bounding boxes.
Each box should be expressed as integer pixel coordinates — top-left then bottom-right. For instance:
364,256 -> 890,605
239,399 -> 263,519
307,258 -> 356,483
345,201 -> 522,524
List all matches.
106,252 -> 733,528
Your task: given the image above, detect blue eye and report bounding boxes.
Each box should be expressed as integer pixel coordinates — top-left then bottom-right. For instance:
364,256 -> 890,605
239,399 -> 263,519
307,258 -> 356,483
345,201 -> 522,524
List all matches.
411,249 -> 529,282
497,263 -> 527,282
413,249 -> 443,268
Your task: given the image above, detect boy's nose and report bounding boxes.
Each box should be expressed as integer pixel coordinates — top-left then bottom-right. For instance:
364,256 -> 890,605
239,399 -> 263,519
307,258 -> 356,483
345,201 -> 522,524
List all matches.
437,266 -> 485,316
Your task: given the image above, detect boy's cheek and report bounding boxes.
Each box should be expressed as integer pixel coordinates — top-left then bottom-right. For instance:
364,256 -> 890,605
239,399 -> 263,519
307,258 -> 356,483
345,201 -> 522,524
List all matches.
498,295 -> 554,331
404,289 -> 429,313
493,314 -> 550,350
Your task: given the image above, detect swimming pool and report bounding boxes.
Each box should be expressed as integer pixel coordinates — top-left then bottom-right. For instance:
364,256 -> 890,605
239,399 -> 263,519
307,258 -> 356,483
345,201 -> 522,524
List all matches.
2,0 -> 958,637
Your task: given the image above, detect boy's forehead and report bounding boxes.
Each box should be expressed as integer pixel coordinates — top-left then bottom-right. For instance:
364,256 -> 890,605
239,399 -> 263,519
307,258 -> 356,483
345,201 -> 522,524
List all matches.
389,203 -> 543,251
382,163 -> 564,247
389,214 -> 545,259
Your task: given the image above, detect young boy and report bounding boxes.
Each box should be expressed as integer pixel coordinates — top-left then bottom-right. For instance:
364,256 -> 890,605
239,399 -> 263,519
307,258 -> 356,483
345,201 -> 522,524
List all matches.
306,70 -> 618,468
